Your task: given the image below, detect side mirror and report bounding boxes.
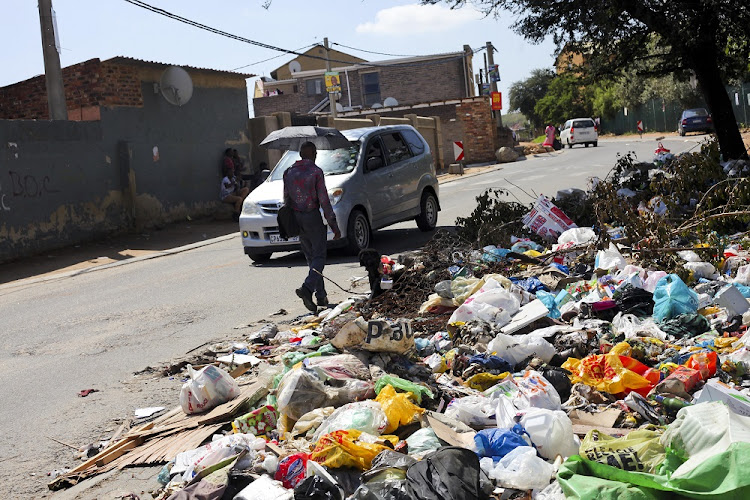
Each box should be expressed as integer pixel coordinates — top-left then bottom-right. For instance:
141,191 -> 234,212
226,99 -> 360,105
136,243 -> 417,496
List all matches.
260,169 -> 271,182
366,156 -> 383,171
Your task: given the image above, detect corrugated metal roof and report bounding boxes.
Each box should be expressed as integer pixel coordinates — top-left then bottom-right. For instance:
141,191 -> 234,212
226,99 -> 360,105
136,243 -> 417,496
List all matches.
104,56 -> 255,78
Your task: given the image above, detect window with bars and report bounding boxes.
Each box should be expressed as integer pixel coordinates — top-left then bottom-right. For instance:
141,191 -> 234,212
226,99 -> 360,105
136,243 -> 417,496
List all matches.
361,72 -> 381,107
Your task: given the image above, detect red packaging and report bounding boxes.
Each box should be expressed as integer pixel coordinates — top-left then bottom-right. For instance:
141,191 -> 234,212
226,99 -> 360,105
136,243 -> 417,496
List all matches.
666,366 -> 702,392
274,452 -> 308,489
686,351 -> 718,380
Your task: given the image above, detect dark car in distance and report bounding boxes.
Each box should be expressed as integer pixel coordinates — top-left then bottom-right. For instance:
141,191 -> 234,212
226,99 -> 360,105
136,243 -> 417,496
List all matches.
678,108 -> 713,136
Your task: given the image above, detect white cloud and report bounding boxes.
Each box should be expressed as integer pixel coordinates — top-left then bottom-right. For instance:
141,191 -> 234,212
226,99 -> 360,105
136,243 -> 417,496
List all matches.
356,4 -> 480,35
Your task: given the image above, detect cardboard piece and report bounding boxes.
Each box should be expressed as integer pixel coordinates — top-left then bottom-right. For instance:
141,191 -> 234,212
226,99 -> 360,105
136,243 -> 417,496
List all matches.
571,408 -> 622,428
693,380 -> 750,417
501,299 -> 550,334
217,353 -> 261,367
426,413 -> 476,449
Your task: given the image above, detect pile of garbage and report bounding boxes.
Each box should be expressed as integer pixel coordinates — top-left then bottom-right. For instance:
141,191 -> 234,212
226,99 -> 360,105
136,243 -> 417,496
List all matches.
49,141 -> 750,499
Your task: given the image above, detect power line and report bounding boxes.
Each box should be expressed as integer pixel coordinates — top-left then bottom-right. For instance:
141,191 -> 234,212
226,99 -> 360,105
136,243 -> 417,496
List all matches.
230,43 -> 317,71
123,1 -> 479,71
331,42 -> 422,58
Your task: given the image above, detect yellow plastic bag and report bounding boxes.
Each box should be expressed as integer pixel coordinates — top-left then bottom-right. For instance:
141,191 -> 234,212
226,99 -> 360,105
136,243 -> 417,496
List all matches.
375,384 -> 424,433
465,371 -> 510,391
579,428 -> 665,474
609,341 -> 631,356
310,429 -> 399,470
562,353 -> 655,396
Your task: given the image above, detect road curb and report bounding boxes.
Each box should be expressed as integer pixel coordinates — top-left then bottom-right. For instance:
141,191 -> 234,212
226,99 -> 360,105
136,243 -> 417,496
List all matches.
0,233 -> 239,291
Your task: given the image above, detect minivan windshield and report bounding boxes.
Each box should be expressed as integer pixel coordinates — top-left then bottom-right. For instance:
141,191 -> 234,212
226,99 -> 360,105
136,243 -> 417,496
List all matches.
269,143 -> 361,181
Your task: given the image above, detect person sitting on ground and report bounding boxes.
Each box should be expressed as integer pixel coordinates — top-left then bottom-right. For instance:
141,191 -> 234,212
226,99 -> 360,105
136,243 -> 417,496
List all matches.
220,164 -> 249,220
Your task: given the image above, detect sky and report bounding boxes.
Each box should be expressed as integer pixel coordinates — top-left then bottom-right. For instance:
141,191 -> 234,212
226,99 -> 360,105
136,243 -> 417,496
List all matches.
2,0 -> 557,116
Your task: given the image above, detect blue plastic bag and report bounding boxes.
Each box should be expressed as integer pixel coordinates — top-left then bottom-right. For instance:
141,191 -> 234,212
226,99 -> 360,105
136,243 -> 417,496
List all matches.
467,353 -> 512,373
652,274 -> 699,322
536,290 -> 561,319
474,428 -> 529,460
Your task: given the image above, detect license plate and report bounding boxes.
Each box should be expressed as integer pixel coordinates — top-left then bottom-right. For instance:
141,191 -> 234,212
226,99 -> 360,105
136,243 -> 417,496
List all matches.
269,234 -> 299,243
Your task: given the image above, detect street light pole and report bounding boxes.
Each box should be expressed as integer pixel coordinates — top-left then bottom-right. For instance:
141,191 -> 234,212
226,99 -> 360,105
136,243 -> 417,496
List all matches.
38,0 -> 67,120
324,37 -> 337,118
486,41 -> 502,127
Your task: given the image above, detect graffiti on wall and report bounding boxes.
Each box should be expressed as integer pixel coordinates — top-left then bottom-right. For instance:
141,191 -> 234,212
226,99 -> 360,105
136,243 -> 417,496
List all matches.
7,171 -> 60,198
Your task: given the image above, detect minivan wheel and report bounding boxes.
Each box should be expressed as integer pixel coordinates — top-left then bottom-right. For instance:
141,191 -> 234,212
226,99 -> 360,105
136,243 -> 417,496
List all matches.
567,141 -> 572,149
248,252 -> 272,263
585,143 -> 589,147
345,209 -> 371,255
593,141 -> 598,147
416,191 -> 439,231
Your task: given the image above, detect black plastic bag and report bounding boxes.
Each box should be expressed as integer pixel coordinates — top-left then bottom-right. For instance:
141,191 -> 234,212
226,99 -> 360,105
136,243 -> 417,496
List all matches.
405,446 -> 489,500
278,204 -> 300,239
294,475 -> 340,500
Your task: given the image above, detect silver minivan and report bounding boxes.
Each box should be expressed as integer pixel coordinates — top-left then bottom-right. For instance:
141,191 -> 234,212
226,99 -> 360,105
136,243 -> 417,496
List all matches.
560,118 -> 598,148
239,125 -> 440,262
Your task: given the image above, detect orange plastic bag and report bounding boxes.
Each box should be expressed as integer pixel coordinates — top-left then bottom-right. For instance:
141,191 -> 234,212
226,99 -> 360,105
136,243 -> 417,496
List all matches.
562,353 -> 657,397
310,429 -> 399,470
375,384 -> 424,433
685,351 -> 717,379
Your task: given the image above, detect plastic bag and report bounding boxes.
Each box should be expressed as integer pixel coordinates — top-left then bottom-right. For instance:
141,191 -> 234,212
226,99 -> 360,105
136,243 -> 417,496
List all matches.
734,264 -> 750,286
445,396 -> 496,427
450,276 -> 485,305
312,401 -> 388,443
362,318 -> 415,354
652,274 -> 698,322
172,433 -> 264,481
405,428 -> 441,458
331,318 -> 368,350
480,446 -> 555,490
487,332 -> 556,365
276,366 -> 329,422
291,407 -> 335,439
520,408 -> 579,460
179,364 -> 240,415
557,227 -> 596,245
375,384 -> 424,433
374,375 -> 433,404
580,428 -> 665,474
685,350 -> 718,379
642,270 -> 667,293
514,370 -> 562,410
307,353 -> 371,381
474,428 -> 528,459
232,405 -> 278,438
275,452 -> 309,489
611,313 -> 666,340
562,354 -> 658,397
448,278 -> 520,326
311,429 -> 399,470
595,242 -> 626,271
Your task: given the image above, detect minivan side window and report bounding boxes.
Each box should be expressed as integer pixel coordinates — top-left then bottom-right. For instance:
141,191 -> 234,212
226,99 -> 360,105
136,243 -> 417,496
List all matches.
364,139 -> 387,172
381,132 -> 413,164
401,129 -> 426,155
564,121 -> 571,130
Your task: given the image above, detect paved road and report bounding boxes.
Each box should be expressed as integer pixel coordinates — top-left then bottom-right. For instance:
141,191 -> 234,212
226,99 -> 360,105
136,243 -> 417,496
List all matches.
0,133 -> 706,496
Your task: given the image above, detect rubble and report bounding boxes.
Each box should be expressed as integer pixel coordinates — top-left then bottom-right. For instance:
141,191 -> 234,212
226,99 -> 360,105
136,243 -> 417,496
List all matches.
48,137 -> 750,499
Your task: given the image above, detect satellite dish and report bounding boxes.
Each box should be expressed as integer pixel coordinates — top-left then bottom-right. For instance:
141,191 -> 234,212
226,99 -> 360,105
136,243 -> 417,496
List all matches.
371,103 -> 383,109
288,60 -> 302,73
159,66 -> 193,106
383,97 -> 398,107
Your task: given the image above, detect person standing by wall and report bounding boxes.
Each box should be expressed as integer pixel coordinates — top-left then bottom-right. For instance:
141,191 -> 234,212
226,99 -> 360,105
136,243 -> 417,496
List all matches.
283,142 -> 341,311
543,124 -> 556,148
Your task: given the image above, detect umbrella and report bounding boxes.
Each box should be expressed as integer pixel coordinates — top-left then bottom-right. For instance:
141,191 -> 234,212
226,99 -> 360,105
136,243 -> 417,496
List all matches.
259,126 -> 352,151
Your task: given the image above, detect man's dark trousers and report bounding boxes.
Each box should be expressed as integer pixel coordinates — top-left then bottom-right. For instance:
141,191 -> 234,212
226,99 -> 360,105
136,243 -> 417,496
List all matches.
295,209 -> 327,301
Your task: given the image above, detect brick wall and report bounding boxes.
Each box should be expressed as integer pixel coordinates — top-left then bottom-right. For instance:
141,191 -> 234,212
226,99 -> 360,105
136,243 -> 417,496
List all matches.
0,59 -> 147,120
457,98 -> 496,164
253,55 -> 470,117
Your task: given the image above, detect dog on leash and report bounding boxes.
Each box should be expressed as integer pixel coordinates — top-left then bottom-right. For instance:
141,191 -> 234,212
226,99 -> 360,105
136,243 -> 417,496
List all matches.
358,248 -> 383,298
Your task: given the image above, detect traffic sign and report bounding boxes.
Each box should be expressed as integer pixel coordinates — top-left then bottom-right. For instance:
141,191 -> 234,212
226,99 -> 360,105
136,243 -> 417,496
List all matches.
637,120 -> 644,132
453,141 -> 464,161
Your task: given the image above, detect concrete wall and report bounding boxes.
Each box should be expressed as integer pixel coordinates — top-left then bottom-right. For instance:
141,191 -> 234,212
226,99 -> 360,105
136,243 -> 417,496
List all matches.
0,82 -> 251,263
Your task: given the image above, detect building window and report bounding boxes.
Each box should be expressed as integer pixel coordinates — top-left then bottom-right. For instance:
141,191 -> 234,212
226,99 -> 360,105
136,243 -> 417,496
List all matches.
361,72 -> 381,107
306,78 -> 324,95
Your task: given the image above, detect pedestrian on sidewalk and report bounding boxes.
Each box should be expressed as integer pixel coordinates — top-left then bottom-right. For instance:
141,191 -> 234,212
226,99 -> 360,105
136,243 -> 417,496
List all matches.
220,163 -> 249,221
283,142 -> 341,311
543,124 -> 556,148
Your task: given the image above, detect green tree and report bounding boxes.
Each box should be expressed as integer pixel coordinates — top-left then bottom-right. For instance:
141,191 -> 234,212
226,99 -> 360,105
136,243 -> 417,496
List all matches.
508,68 -> 555,129
423,0 -> 750,159
534,73 -> 590,126
589,80 -> 621,119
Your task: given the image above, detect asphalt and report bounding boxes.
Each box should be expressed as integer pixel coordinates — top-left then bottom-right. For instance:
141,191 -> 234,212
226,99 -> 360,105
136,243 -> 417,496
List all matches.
0,158 -> 511,288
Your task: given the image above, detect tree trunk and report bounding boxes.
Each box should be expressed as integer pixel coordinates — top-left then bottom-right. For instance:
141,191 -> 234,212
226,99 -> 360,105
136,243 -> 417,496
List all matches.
693,55 -> 748,160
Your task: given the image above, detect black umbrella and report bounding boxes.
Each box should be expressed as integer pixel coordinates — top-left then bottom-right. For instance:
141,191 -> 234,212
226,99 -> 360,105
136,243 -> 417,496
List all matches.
259,126 -> 352,151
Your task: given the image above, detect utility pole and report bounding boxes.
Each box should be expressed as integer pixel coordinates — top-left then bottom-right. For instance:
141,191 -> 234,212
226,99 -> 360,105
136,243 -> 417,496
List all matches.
486,41 -> 502,127
324,37 -> 337,118
38,0 -> 67,120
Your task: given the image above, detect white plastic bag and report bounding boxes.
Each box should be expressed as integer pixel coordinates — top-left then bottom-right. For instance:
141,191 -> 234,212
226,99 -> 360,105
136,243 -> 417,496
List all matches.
480,446 -> 555,490
487,332 -> 556,365
520,408 -> 580,460
179,364 -> 240,415
445,396 -> 496,427
612,312 -> 667,341
557,227 -> 596,246
514,371 -> 562,410
312,400 -> 387,442
643,270 -> 668,293
734,264 -> 750,286
448,278 -> 520,326
683,261 -> 718,279
595,242 -> 626,271
172,433 -> 264,481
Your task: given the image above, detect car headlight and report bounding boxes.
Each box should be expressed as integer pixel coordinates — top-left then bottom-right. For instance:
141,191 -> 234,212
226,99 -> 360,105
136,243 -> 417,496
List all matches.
328,187 -> 344,206
242,199 -> 261,216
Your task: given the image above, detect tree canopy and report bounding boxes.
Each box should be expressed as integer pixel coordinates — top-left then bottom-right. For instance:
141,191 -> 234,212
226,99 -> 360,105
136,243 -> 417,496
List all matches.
423,0 -> 750,159
508,68 -> 554,129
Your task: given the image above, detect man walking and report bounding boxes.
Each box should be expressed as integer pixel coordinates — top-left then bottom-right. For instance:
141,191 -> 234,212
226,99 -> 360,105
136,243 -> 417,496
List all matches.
283,142 -> 341,311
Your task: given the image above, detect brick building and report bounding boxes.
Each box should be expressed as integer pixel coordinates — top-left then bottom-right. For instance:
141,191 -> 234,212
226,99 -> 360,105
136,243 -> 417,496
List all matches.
254,45 -> 476,117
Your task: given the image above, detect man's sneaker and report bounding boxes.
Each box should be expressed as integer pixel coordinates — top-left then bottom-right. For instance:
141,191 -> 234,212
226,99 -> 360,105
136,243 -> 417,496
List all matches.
316,295 -> 328,307
296,286 -> 316,312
